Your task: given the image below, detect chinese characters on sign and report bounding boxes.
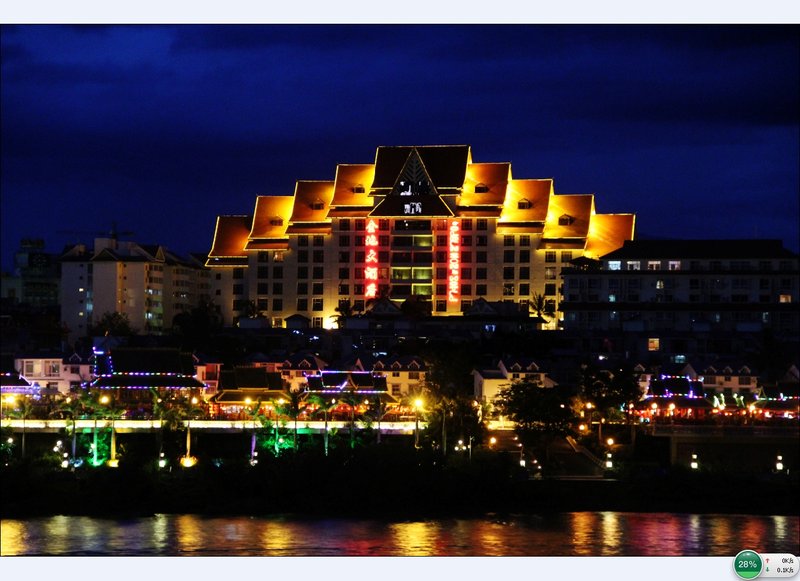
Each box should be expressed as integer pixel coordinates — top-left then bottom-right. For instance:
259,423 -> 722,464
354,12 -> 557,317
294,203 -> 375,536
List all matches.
403,202 -> 423,215
448,219 -> 460,303
364,219 -> 379,298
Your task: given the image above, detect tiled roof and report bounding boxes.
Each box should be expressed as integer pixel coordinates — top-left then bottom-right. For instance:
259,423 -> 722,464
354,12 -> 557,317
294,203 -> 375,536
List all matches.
499,179 -> 552,223
329,164 -> 376,208
289,181 -> 335,224
459,162 -> 510,207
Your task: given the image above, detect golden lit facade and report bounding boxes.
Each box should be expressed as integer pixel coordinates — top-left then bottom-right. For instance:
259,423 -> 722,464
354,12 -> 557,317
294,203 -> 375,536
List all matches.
206,145 -> 635,328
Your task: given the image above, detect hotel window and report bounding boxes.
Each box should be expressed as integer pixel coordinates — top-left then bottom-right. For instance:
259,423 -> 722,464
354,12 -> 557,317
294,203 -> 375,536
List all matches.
476,268 -> 487,280
519,267 -> 530,279
545,283 -> 556,296
520,250 -> 530,262
297,266 -> 309,279
520,235 -> 530,247
545,251 -> 556,263
476,236 -> 487,246
462,219 -> 473,231
339,251 -> 350,263
258,266 -> 269,279
461,284 -> 472,296
339,235 -> 350,246
354,284 -> 364,295
668,261 -> 681,270
462,267 -> 472,280
476,284 -> 487,295
647,261 -> 660,270
461,235 -> 472,246
503,283 -> 515,296
379,219 -> 390,231
340,219 -> 351,231
435,300 -> 447,312
476,251 -> 487,263
233,268 -> 244,279
626,261 -> 640,271
609,294 -> 616,302
437,235 -> 447,246
297,298 -> 308,311
313,267 -> 324,278
297,282 -> 308,294
656,280 -> 664,289
312,298 -> 323,311
380,235 -> 390,246
233,284 -> 244,295
436,267 -> 447,280
338,267 -> 350,279
338,284 -> 349,295
258,251 -> 269,263
780,278 -> 793,290
558,214 -> 574,226
273,251 -> 284,262
312,317 -> 323,328
779,294 -> 792,303
477,219 -> 488,230
313,250 -> 324,263
46,361 -> 60,376
561,251 -> 573,263
355,219 -> 366,231
298,250 -> 309,262
298,235 -> 309,247
608,261 -> 621,271
474,183 -> 489,193
312,282 -> 324,295
436,284 -> 446,295
257,283 -> 269,294
648,338 -> 660,351
504,250 -> 515,263
273,298 -> 283,311
518,199 -> 531,209
503,267 -> 515,280
519,283 -> 530,295
461,251 -> 473,263
545,267 -> 557,280
352,184 -> 365,193
504,235 -> 515,246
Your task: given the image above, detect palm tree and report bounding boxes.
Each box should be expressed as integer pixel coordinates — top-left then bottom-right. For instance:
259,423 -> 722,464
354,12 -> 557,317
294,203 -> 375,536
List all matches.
530,292 -> 555,327
276,390 -> 306,451
333,299 -> 354,329
10,396 -> 36,460
56,393 -> 89,462
337,390 -> 362,449
306,393 -> 336,456
367,394 -> 391,444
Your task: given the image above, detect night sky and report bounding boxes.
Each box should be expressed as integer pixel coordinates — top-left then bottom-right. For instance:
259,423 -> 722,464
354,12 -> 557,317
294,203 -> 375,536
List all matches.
2,25 -> 798,271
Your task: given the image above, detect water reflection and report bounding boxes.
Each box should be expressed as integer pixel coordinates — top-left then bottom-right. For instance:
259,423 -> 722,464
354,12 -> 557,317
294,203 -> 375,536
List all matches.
1,512 -> 797,557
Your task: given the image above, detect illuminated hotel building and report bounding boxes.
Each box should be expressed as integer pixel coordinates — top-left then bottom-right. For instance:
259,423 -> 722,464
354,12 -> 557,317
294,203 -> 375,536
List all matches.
206,145 -> 635,329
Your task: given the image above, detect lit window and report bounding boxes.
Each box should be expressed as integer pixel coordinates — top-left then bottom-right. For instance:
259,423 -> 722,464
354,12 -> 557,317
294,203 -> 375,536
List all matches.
474,183 -> 489,193
648,338 -> 660,351
517,199 -> 531,209
779,294 -> 792,303
626,261 -> 640,271
647,261 -> 660,270
668,261 -> 681,270
608,261 -> 621,271
558,214 -> 574,226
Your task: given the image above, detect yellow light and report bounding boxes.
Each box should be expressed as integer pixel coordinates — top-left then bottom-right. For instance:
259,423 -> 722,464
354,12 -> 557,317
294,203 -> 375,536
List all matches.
245,397 -> 252,405
585,402 -> 593,410
650,403 -> 658,410
100,395 -> 109,404
106,459 -> 119,468
414,398 -> 423,409
579,424 -> 586,431
606,438 -> 614,446
180,456 -> 198,468
191,397 -> 199,405
489,436 -> 497,445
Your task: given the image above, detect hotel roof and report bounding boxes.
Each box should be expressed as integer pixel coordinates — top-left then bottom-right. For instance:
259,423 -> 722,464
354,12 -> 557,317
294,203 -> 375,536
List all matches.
330,164 -> 375,208
459,162 -> 510,207
207,215 -> 252,266
371,145 -> 470,192
543,194 -> 595,239
585,214 -> 637,259
288,181 -> 334,225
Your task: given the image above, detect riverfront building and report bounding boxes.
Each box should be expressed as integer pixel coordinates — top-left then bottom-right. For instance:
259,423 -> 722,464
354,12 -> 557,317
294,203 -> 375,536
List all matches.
206,145 -> 635,329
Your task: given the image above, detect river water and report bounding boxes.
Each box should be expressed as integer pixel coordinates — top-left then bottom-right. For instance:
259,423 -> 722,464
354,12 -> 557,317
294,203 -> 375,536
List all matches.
2,512 -> 798,557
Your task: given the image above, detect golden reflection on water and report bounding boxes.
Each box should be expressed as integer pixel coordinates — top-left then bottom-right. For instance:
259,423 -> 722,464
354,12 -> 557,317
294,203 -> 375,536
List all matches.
600,511 -> 621,555
260,521 -> 293,554
175,514 -> 205,553
388,522 -> 438,556
0,520 -> 25,556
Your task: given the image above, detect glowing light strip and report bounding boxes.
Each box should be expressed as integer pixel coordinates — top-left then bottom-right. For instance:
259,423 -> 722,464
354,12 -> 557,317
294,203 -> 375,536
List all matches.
447,219 -> 460,303
364,219 -> 379,299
